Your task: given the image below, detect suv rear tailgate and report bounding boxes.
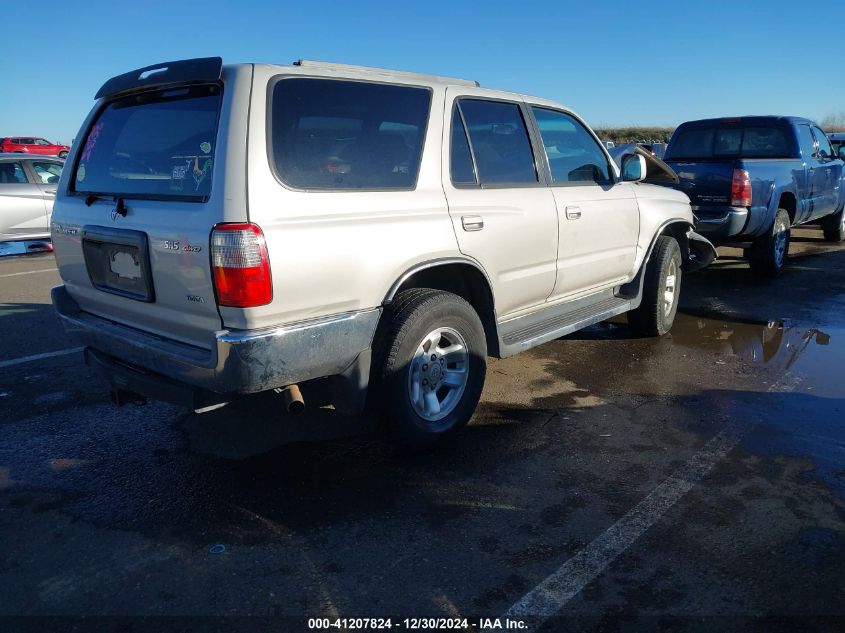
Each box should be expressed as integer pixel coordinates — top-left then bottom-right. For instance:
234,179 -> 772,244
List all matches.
51,62 -> 253,351
54,197 -> 223,349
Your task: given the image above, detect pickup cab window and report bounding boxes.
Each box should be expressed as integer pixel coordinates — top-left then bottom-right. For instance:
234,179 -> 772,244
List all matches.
812,127 -> 834,159
796,125 -> 817,160
669,125 -> 792,159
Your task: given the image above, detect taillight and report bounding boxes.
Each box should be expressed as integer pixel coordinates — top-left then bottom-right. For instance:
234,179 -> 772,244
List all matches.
210,223 -> 272,307
731,168 -> 752,207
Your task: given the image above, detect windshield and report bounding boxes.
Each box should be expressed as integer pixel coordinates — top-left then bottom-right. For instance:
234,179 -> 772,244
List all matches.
73,84 -> 221,200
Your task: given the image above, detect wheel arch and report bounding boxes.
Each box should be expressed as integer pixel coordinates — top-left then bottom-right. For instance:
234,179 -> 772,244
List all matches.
777,190 -> 797,224
383,258 -> 500,357
619,219 -> 693,303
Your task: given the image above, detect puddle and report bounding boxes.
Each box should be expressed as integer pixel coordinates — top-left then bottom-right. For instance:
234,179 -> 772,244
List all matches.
577,313 -> 845,398
670,314 -> 836,375
670,312 -> 845,499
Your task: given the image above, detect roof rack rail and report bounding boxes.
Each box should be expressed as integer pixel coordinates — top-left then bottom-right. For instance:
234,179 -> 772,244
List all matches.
292,59 -> 479,87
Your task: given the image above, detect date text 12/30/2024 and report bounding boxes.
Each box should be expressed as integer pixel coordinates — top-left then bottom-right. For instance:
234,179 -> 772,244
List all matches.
307,618 -> 528,630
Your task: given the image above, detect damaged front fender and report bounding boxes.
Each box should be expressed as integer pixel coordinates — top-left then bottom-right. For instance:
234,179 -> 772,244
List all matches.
686,229 -> 717,272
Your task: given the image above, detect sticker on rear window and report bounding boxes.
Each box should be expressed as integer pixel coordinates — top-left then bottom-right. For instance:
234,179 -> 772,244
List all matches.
80,122 -> 104,162
192,157 -> 212,190
200,141 -> 211,154
170,160 -> 190,191
76,164 -> 86,182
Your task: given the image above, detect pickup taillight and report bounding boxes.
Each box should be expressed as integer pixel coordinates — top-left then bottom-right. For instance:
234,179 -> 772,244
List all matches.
731,168 -> 752,207
210,223 -> 273,307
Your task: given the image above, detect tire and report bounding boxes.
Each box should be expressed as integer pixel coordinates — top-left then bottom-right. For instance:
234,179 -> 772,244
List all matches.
372,288 -> 487,449
745,208 -> 791,276
628,235 -> 682,337
821,207 -> 845,242
58,151 -> 68,159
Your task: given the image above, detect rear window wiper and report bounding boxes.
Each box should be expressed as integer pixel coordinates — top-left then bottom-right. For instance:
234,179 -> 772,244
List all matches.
83,193 -> 128,216
84,193 -> 108,206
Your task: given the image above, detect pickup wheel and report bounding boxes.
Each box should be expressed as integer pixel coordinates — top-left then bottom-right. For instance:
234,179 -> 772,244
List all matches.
746,208 -> 791,276
627,235 -> 682,337
821,207 -> 845,242
373,288 -> 487,449
58,150 -> 68,159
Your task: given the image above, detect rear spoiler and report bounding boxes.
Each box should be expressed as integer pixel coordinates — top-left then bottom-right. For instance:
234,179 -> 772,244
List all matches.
95,57 -> 223,100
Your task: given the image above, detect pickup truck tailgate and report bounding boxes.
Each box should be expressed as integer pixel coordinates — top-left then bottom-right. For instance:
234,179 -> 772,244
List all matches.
664,160 -> 734,207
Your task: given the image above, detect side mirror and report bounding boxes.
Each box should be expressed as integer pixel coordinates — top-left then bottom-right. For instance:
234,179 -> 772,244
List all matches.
621,153 -> 647,182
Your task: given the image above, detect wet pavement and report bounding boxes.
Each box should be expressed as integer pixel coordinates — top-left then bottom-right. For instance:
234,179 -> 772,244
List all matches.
1,227 -> 844,631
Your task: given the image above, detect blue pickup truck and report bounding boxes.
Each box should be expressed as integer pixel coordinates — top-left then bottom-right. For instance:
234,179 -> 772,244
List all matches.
660,116 -> 845,275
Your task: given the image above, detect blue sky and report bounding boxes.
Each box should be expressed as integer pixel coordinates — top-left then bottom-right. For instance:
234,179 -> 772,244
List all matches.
2,0 -> 843,144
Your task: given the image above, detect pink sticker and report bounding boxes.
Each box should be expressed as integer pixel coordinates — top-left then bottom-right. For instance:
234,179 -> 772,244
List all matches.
80,122 -> 104,162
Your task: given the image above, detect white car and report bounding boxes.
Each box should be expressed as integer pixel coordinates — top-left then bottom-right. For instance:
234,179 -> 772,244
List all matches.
50,57 -> 715,448
0,154 -> 63,241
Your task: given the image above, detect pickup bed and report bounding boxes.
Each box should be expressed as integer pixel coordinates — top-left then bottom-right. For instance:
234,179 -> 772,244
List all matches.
660,116 -> 845,275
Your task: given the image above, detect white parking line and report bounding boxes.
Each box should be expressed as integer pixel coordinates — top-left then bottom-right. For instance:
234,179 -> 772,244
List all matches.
0,268 -> 57,279
505,373 -> 801,624
0,347 -> 84,370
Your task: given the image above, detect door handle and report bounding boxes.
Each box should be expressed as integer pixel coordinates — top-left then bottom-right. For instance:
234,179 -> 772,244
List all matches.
45,190 -> 56,195
566,206 -> 582,220
461,215 -> 484,231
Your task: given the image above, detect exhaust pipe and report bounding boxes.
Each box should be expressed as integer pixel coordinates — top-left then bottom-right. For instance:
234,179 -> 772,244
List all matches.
275,384 -> 305,415
110,388 -> 147,407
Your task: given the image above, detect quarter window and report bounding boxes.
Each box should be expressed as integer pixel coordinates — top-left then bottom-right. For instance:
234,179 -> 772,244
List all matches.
531,107 -> 611,184
450,107 -> 477,185
458,99 -> 537,185
270,78 -> 432,190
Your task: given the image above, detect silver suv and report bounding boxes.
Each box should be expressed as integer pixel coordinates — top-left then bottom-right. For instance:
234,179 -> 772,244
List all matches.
51,57 -> 715,447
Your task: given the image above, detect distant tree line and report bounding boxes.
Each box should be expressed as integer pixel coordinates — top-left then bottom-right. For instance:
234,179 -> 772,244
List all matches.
596,115 -> 845,143
593,127 -> 675,144
820,112 -> 845,132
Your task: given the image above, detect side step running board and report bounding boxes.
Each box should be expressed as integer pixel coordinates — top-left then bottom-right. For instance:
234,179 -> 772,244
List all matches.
498,294 -> 632,358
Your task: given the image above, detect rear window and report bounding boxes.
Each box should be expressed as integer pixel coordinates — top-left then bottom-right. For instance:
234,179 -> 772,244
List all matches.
270,78 -> 432,190
73,84 -> 221,200
667,125 -> 793,160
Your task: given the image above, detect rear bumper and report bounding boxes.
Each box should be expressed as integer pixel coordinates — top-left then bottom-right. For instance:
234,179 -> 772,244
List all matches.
692,206 -> 749,240
52,285 -> 381,399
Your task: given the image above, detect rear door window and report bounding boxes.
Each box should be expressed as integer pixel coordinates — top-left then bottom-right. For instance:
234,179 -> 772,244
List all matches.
31,161 -> 64,183
270,78 -> 432,190
73,84 -> 221,200
457,99 -> 537,185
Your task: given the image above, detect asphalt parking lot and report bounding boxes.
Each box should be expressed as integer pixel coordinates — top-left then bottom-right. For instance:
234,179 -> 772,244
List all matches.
1,228 -> 844,631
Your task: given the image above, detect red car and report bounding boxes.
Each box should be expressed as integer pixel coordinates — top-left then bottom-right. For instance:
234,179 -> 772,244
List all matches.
0,136 -> 70,158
